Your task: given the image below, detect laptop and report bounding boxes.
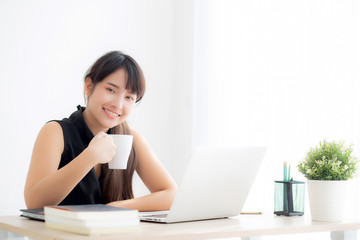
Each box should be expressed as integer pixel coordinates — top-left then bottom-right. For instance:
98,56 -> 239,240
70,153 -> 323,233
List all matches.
139,146 -> 266,223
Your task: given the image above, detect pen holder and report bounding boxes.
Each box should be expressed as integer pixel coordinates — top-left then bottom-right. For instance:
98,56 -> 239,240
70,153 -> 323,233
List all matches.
274,180 -> 305,216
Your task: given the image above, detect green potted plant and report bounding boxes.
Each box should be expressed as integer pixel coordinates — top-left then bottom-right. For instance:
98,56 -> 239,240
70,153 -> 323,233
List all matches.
297,139 -> 359,221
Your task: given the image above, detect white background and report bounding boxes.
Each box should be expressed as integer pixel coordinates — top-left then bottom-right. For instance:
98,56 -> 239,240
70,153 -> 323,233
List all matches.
0,0 -> 194,215
193,0 -> 360,216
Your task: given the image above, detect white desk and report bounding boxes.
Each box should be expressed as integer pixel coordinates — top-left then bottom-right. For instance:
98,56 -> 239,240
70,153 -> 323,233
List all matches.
0,214 -> 359,240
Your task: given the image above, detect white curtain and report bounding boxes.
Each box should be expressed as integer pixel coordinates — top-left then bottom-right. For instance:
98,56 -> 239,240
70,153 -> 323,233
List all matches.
193,0 -> 360,215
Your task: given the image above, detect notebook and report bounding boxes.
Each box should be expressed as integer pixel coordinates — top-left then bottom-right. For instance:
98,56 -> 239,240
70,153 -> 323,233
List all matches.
139,146 -> 266,223
20,208 -> 44,221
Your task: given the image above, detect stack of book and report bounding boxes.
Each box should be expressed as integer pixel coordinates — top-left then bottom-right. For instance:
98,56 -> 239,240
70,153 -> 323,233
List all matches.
44,204 -> 139,235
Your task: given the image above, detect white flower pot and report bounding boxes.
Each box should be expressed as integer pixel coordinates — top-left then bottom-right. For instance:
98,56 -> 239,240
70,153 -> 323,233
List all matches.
307,180 -> 348,222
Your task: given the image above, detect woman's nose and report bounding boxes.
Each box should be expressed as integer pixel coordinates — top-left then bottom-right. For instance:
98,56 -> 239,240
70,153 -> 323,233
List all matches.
112,95 -> 124,110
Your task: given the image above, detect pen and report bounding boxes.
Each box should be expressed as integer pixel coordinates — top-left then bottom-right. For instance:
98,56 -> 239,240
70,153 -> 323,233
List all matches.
283,161 -> 288,182
288,164 -> 291,182
240,212 -> 263,215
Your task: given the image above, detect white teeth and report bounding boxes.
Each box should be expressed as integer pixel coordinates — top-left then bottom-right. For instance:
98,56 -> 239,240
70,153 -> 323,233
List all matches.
105,109 -> 119,117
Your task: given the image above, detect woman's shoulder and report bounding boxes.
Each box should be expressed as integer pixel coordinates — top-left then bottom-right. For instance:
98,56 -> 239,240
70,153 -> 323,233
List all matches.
129,127 -> 141,139
47,115 -> 78,133
42,121 -> 62,132
46,118 -> 86,145
35,121 -> 64,151
39,121 -> 63,139
129,127 -> 150,148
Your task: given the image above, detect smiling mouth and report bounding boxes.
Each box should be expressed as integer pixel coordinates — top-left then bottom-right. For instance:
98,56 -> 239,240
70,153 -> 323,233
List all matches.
104,108 -> 120,118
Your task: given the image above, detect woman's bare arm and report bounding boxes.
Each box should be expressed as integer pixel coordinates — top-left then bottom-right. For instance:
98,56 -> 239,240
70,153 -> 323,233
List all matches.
24,122 -> 115,209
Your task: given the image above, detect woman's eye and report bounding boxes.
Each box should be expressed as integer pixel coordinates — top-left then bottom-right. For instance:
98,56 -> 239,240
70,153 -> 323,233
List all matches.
127,96 -> 134,101
107,88 -> 115,93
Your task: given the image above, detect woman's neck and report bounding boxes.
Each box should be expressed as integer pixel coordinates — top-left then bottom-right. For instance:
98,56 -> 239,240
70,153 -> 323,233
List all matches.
82,107 -> 109,135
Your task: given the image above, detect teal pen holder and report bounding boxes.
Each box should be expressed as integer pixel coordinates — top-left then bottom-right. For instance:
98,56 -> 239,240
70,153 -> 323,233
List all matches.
274,180 -> 305,216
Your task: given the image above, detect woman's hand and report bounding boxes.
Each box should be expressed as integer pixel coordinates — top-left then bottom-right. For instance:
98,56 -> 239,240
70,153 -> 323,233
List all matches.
87,132 -> 116,164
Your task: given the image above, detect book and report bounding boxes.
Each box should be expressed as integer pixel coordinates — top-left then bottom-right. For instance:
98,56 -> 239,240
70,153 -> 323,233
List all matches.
44,204 -> 140,235
20,208 -> 45,222
44,204 -> 138,220
45,213 -> 139,228
45,221 -> 140,235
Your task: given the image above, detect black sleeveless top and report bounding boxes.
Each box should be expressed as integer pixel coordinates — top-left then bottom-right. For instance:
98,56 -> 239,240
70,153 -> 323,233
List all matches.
52,106 -> 105,205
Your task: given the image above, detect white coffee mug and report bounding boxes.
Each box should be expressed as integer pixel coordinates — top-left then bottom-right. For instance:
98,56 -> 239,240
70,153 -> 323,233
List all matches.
108,134 -> 133,169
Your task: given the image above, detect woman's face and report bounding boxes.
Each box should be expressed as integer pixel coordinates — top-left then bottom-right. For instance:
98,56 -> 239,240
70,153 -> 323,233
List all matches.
84,68 -> 137,134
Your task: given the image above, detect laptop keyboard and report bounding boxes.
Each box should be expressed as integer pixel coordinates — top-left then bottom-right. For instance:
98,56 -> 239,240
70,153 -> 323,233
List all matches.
147,213 -> 168,218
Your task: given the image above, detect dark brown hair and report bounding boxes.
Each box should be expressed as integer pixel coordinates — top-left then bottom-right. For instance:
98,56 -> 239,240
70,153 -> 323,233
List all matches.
84,51 -> 145,203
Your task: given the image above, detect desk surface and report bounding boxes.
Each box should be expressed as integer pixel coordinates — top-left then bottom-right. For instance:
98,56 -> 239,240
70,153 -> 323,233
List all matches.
1,215 -> 360,240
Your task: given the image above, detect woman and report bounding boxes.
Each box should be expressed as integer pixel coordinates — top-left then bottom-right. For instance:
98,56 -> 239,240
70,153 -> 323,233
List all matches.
24,51 -> 177,211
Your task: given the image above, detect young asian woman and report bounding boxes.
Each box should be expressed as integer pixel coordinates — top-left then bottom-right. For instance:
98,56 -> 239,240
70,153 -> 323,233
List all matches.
24,51 -> 178,211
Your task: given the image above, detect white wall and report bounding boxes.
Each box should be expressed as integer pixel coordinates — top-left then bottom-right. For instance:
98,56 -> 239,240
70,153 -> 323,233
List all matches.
0,0 -> 194,215
193,0 -> 360,216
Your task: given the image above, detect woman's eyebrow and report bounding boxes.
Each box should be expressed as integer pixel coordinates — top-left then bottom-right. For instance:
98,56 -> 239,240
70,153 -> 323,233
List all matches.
106,82 -> 119,89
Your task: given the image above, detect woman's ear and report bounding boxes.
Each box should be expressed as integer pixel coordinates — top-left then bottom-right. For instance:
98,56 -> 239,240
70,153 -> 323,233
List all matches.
84,77 -> 93,97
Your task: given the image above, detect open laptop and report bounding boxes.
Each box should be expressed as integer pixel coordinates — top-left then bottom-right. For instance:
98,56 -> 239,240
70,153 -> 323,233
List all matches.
139,146 -> 266,223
